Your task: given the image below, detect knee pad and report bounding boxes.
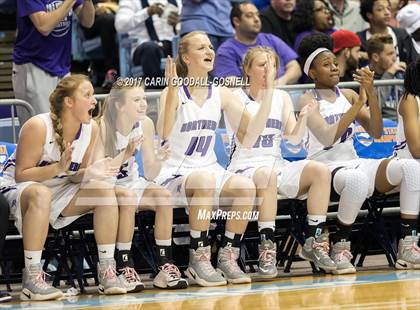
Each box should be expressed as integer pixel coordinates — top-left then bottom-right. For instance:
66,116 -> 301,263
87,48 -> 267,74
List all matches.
335,169 -> 369,225
387,158 -> 420,192
334,168 -> 369,199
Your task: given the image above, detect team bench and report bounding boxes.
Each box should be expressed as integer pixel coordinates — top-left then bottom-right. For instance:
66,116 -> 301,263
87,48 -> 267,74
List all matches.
0,120 -> 401,290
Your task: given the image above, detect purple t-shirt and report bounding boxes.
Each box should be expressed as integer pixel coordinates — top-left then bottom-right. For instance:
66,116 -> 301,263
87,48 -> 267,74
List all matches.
213,33 -> 298,78
13,0 -> 83,77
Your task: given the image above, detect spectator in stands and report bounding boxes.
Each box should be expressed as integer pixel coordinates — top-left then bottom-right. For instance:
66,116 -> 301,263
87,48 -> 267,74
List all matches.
260,0 -> 296,48
367,33 -> 405,120
214,1 -> 301,85
252,0 -> 270,10
292,0 -> 335,51
332,29 -> 362,81
0,194 -> 11,303
12,0 -> 95,126
388,0 -> 408,27
115,0 -> 181,86
180,0 -> 234,52
327,0 -> 368,33
357,0 -> 419,66
397,3 -> 420,55
82,0 -> 119,90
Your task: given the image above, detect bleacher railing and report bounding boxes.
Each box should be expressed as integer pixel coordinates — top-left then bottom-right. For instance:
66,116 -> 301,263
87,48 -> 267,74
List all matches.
0,79 -> 405,144
93,79 -> 405,99
0,99 -> 35,143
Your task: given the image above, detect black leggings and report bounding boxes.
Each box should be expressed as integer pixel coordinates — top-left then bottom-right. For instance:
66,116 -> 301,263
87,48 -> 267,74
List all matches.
0,194 -> 9,258
82,13 -> 119,71
132,40 -> 172,83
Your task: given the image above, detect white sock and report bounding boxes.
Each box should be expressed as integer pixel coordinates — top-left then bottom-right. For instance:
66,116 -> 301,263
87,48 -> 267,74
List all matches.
97,244 -> 115,261
307,215 -> 326,226
24,250 -> 42,269
225,230 -> 236,239
116,242 -> 132,251
190,229 -> 204,238
156,239 -> 171,246
258,221 -> 275,232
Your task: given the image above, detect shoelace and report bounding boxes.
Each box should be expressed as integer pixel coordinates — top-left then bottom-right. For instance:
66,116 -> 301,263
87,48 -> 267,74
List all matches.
34,270 -> 52,290
409,243 -> 420,258
102,265 -> 118,281
313,241 -> 330,258
160,263 -> 181,280
120,267 -> 141,283
221,248 -> 242,273
259,249 -> 276,268
194,249 -> 217,274
336,249 -> 353,262
195,248 -> 211,262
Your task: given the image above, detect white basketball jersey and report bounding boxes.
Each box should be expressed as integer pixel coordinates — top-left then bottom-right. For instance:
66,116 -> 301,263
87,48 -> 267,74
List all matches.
115,122 -> 143,182
227,88 -> 285,169
306,88 -> 358,163
394,96 -> 420,159
164,84 -> 221,170
2,113 -> 92,187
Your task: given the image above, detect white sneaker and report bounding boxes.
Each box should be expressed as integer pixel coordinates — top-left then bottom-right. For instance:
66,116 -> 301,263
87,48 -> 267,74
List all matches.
153,263 -> 188,289
395,235 -> 420,269
97,259 -> 127,295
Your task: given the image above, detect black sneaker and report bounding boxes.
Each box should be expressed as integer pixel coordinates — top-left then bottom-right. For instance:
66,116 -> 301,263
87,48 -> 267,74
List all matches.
0,291 -> 11,302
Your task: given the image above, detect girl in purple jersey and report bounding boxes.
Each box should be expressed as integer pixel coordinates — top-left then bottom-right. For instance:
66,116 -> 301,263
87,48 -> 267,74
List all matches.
298,33 -> 420,271
156,31 -> 276,286
227,46 -> 336,276
94,82 -> 188,290
1,75 -> 133,300
393,59 -> 420,268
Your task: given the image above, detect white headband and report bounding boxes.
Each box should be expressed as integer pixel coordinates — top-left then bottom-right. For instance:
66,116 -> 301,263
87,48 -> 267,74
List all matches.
303,48 -> 330,76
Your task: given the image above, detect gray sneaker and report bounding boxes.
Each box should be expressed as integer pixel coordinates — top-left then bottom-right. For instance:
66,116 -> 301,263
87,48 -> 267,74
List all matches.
20,264 -> 63,301
330,241 -> 356,274
97,259 -> 127,295
216,246 -> 251,284
153,263 -> 188,289
395,235 -> 420,270
0,291 -> 11,303
185,246 -> 227,287
257,240 -> 278,279
299,233 -> 336,272
118,266 -> 145,293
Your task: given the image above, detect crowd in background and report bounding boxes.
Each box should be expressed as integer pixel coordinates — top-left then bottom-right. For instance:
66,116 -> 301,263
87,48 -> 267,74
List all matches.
10,0 -> 420,127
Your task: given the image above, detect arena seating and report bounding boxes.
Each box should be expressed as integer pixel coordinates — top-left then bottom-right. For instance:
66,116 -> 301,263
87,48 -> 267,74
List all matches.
118,34 -> 180,78
71,15 -> 104,63
0,31 -> 14,100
